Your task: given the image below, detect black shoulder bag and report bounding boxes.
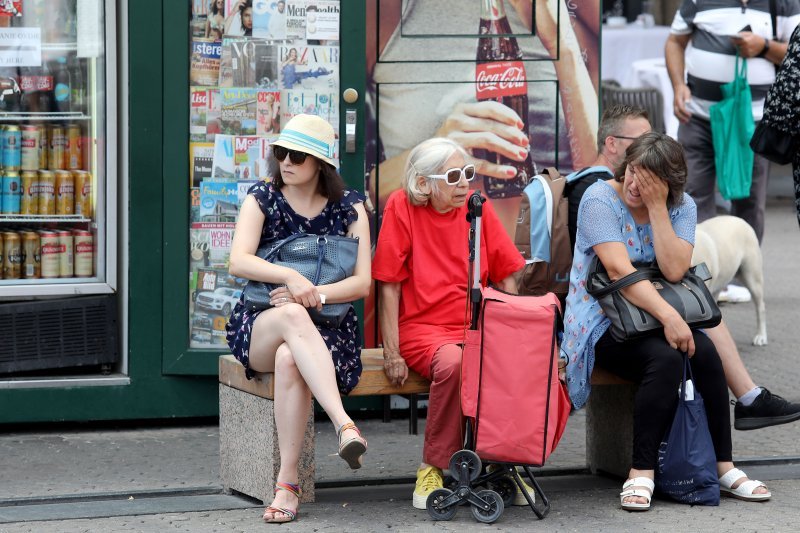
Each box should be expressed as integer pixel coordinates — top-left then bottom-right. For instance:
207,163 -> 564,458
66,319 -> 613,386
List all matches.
586,258 -> 721,342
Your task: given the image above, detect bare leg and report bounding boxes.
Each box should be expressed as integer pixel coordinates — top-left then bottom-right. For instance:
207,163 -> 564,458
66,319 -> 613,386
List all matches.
705,322 -> 756,398
249,305 -> 365,516
248,303 -> 356,431
263,343 -> 310,521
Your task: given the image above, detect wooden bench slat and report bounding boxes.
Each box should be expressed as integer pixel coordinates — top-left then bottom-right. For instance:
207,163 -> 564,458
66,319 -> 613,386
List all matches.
219,347 -> 628,401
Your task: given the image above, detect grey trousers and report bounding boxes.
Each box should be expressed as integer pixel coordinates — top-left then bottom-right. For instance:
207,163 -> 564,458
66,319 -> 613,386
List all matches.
678,115 -> 770,243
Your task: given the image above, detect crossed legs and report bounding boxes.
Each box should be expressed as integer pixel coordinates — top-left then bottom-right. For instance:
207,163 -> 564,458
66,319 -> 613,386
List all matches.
248,303 -> 361,521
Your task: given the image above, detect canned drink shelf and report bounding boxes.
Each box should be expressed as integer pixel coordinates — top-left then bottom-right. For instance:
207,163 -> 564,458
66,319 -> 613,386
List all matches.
0,113 -> 91,121
0,277 -> 98,285
0,215 -> 91,223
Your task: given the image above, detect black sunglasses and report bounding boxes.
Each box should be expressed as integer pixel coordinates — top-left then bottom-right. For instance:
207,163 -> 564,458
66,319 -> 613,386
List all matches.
273,145 -> 308,165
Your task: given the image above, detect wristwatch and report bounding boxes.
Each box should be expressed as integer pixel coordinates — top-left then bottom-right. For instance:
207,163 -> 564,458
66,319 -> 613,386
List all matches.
757,37 -> 770,57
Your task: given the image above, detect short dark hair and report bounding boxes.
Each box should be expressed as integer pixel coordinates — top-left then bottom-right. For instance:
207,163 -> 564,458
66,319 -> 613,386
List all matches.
597,104 -> 650,152
613,132 -> 687,209
268,156 -> 345,201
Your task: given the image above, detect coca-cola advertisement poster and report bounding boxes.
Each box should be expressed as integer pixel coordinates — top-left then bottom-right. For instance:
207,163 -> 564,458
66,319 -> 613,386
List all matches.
363,0 -> 601,346
0,1 -> 21,17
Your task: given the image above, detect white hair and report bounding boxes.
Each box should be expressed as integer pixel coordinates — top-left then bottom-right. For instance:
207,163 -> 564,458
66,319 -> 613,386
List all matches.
403,138 -> 469,207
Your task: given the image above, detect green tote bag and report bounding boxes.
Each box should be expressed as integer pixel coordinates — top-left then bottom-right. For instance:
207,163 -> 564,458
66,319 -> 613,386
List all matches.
709,52 -> 755,200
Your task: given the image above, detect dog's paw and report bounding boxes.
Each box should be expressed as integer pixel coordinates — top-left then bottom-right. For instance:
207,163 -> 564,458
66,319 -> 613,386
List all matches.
752,333 -> 768,346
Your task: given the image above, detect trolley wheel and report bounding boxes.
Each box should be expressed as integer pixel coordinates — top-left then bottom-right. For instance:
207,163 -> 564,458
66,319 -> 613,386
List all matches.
448,449 -> 482,483
426,488 -> 458,521
471,489 -> 504,524
491,476 -> 517,507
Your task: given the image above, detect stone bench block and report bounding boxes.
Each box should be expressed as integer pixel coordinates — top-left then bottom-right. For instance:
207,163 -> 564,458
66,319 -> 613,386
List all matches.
219,384 -> 316,504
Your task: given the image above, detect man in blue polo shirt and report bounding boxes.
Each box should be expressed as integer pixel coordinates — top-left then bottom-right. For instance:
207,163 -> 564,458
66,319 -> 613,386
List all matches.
665,0 -> 800,247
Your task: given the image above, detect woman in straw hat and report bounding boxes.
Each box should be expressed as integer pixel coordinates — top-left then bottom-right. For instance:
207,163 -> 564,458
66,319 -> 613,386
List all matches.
226,114 -> 370,523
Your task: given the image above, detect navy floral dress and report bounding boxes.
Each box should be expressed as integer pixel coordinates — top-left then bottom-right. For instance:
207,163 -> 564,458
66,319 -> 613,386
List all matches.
225,181 -> 365,394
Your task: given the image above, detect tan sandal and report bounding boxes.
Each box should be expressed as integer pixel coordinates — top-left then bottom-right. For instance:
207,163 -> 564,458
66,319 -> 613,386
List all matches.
337,421 -> 367,470
263,481 -> 301,523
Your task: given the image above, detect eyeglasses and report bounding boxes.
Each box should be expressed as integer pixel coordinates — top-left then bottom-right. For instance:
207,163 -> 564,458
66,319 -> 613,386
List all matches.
273,145 -> 308,165
428,164 -> 476,185
613,135 -> 639,141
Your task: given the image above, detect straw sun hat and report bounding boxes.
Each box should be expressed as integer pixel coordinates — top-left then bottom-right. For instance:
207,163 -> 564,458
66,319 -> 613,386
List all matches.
272,114 -> 337,168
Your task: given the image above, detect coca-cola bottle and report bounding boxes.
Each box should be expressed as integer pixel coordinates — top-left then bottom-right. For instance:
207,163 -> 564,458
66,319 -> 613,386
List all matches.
475,0 -> 536,199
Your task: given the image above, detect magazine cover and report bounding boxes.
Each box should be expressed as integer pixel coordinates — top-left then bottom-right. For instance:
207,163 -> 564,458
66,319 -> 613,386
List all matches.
305,1 -> 340,42
233,135 -> 271,180
191,187 -> 201,223
190,39 -> 222,86
190,87 -> 220,142
257,90 -> 281,135
253,0 -> 288,40
237,179 -> 259,205
285,0 -> 307,40
190,142 -> 215,188
190,222 -> 236,267
278,45 -> 338,91
220,87 -> 258,135
211,134 -> 235,179
281,90 -> 338,126
219,37 -> 280,89
189,266 -> 242,348
199,178 -> 239,221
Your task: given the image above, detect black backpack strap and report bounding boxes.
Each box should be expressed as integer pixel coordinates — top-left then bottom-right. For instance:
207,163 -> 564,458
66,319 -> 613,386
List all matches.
770,0 -> 778,39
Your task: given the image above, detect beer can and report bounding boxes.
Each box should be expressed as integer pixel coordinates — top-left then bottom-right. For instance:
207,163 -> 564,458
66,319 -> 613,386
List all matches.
37,124 -> 48,169
21,124 -> 41,171
21,230 -> 41,279
48,124 -> 65,170
37,170 -> 55,214
2,125 -> 21,170
1,171 -> 21,214
2,231 -> 22,280
73,230 -> 93,277
73,170 -> 92,218
0,125 -> 6,170
56,229 -> 74,277
66,124 -> 82,170
55,169 -> 74,215
20,170 -> 38,215
39,230 -> 61,278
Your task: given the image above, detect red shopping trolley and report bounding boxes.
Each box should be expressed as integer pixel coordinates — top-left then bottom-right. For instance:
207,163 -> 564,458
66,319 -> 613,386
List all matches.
426,191 -> 571,524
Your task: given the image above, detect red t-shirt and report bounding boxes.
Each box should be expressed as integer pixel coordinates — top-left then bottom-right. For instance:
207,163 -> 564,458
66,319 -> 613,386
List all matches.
372,190 -> 524,378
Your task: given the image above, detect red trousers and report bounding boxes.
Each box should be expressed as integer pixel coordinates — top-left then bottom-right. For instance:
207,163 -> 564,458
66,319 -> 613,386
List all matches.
423,344 -> 464,469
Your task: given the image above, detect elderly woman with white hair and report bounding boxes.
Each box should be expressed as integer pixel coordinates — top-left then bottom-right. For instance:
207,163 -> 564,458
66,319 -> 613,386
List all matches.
372,137 -> 525,508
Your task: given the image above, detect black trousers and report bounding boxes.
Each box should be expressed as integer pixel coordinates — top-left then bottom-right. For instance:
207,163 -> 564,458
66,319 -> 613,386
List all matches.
594,329 -> 732,470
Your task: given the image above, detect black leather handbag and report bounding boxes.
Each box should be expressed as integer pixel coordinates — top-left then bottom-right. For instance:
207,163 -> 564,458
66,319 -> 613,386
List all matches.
242,233 -> 359,328
586,257 -> 721,342
750,121 -> 800,166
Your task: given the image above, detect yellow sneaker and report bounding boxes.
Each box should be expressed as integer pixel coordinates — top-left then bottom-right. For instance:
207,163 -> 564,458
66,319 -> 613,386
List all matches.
512,476 -> 536,506
412,465 -> 443,510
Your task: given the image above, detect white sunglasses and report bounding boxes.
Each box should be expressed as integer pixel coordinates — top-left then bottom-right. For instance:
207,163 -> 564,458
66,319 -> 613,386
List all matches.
428,164 -> 476,185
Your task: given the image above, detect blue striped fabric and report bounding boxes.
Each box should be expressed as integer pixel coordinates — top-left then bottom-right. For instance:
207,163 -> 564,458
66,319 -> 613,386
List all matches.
279,128 -> 334,157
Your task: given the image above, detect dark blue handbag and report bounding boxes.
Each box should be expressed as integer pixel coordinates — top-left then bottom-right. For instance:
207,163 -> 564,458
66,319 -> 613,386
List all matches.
655,354 -> 720,505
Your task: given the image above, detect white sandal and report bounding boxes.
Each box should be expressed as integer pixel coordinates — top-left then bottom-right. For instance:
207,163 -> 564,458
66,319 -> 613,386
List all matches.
620,477 -> 654,511
719,468 -> 771,502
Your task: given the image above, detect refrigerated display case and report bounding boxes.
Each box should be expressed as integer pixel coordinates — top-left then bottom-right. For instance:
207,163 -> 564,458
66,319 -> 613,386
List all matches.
0,0 -> 115,299
0,0 -> 118,378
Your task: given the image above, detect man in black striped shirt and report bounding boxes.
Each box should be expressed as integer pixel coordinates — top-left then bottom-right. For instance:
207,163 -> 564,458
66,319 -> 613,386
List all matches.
665,0 -> 800,243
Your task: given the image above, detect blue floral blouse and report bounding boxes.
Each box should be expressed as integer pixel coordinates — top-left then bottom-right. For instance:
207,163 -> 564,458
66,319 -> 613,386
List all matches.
563,181 -> 697,409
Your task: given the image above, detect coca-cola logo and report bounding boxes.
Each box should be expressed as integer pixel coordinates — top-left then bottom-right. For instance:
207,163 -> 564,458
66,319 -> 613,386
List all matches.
475,61 -> 527,99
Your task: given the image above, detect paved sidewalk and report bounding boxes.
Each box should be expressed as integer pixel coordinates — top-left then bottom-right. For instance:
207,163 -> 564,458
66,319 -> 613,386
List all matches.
1,200 -> 800,531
